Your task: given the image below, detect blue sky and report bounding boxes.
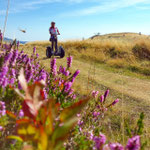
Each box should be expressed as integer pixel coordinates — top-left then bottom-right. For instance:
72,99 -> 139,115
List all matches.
0,0 -> 150,41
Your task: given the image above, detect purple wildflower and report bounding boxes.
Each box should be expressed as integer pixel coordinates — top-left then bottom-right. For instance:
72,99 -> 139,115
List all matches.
0,101 -> 6,117
93,134 -> 106,150
64,82 -> 72,93
58,66 -> 63,74
109,143 -> 124,150
126,136 -> 140,150
11,69 -> 16,78
64,70 -> 70,76
36,53 -> 39,58
100,95 -> 104,103
112,99 -> 119,106
67,56 -> 73,68
51,58 -> 57,76
19,109 -> 24,118
4,52 -> 13,64
72,94 -> 76,100
9,78 -> 15,84
39,70 -> 47,81
73,70 -> 80,78
11,50 -> 19,65
93,111 -> 100,117
33,47 -> 36,54
0,126 -> 3,131
104,89 -> 109,99
78,120 -> 84,126
92,91 -> 99,98
68,89 -> 74,96
1,77 -> 9,88
0,66 -> 9,78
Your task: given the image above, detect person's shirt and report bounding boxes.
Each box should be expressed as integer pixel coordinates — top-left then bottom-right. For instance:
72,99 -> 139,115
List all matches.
49,27 -> 59,36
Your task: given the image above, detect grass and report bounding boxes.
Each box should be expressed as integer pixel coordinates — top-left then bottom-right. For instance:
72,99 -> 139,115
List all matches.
20,32 -> 150,148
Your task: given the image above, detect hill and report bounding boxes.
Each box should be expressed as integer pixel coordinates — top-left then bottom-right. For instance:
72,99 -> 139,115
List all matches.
25,32 -> 150,77
3,37 -> 27,44
90,32 -> 149,41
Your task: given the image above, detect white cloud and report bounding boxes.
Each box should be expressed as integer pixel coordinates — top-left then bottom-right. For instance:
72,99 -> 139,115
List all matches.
0,0 -> 150,16
0,0 -> 87,15
61,0 -> 150,17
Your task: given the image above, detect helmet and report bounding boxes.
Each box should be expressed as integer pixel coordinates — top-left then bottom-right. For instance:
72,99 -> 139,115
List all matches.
51,21 -> 55,24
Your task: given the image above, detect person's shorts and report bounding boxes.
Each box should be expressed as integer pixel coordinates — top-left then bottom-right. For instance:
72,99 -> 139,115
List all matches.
50,36 -> 57,42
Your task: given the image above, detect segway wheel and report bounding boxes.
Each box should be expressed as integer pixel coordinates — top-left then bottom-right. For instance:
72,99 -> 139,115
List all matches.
59,46 -> 65,58
46,46 -> 52,58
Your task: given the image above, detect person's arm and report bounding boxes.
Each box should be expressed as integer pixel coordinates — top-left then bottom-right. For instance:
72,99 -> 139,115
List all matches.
57,28 -> 60,35
49,28 -> 52,35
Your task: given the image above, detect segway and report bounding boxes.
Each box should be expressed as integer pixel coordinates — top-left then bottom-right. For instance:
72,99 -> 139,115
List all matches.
46,46 -> 65,58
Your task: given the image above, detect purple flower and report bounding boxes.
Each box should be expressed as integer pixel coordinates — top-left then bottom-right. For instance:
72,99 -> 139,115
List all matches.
26,70 -> 33,83
58,66 -> 63,74
36,53 -> 39,58
9,78 -> 15,84
112,99 -> 119,106
51,58 -> 57,76
93,134 -> 106,150
68,89 -> 74,96
93,111 -> 100,117
4,52 -> 13,64
126,136 -> 140,150
39,70 -> 47,81
0,66 -> 9,78
11,69 -> 16,78
33,47 -> 36,54
72,94 -> 76,100
72,70 -> 80,79
64,82 -> 72,93
77,113 -> 81,117
78,120 -> 84,126
19,109 -> 24,118
67,56 -> 73,68
64,70 -> 70,76
11,50 -> 19,65
0,101 -> 6,117
92,91 -> 99,98
0,126 -> 3,131
109,143 -> 124,150
1,77 -> 9,88
100,95 -> 104,103
104,89 -> 109,99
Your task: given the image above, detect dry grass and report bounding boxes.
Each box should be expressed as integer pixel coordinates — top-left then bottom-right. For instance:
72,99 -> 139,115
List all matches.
25,33 -> 150,76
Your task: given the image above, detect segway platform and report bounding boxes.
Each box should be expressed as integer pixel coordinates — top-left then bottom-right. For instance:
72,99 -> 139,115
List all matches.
46,46 -> 65,58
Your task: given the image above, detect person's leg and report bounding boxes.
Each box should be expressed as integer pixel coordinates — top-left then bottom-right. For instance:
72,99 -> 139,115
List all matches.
55,38 -> 58,51
51,40 -> 54,51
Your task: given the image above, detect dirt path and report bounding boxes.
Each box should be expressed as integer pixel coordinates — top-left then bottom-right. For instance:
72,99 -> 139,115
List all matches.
71,59 -> 150,103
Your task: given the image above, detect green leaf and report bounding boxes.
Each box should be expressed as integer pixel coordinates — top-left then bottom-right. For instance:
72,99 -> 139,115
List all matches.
52,118 -> 78,150
60,98 -> 89,122
7,135 -> 23,142
137,112 -> 144,135
38,126 -> 48,150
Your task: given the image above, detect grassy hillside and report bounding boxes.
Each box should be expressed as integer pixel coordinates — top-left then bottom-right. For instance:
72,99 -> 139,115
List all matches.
24,32 -> 150,77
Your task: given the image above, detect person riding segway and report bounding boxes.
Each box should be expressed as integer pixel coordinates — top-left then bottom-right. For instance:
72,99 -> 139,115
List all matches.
49,22 -> 60,54
46,22 -> 65,58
